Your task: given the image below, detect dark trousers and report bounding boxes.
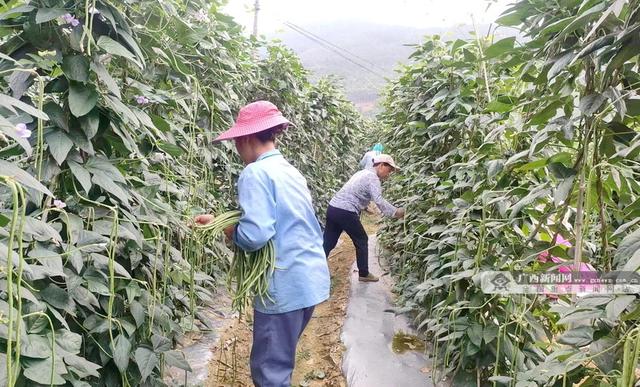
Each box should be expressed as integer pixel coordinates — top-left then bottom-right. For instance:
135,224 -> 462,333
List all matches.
323,205 -> 369,277
250,306 -> 315,387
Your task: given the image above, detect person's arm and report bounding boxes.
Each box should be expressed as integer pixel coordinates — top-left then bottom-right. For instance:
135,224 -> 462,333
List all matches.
369,175 -> 398,217
232,167 -> 276,252
359,152 -> 369,169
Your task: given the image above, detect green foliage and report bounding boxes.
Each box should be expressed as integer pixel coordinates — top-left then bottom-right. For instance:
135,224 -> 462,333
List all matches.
379,0 -> 640,385
0,0 -> 364,385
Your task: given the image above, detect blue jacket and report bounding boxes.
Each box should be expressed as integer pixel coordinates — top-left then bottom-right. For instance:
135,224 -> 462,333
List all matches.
233,149 -> 330,314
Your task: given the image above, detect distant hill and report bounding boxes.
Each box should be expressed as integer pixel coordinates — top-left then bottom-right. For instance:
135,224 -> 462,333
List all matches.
264,21 -> 515,116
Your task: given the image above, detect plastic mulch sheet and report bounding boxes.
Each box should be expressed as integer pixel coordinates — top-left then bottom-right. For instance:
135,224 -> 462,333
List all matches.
341,235 -> 433,387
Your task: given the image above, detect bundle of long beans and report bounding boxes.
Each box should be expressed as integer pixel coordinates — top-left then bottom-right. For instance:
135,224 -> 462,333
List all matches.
195,210 -> 276,314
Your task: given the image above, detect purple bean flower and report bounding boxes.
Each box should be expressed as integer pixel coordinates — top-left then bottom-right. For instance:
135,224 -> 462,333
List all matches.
53,199 -> 67,209
136,95 -> 150,105
194,9 -> 209,23
14,123 -> 31,138
62,13 -> 80,27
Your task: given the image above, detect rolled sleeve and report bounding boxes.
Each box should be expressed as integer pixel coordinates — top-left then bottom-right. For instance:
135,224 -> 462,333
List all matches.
369,177 -> 397,217
359,153 -> 368,169
233,166 -> 276,252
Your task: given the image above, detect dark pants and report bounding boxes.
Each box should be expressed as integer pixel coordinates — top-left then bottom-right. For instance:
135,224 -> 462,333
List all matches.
323,205 -> 369,277
250,306 -> 315,387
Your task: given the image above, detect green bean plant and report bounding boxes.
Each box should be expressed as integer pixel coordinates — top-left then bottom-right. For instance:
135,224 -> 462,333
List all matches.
0,0 -> 366,385
379,0 -> 640,385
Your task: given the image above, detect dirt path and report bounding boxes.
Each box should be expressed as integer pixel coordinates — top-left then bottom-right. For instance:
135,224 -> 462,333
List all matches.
206,217 -> 378,387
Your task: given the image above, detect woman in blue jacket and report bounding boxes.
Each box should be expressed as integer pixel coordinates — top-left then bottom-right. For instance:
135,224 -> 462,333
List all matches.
195,101 -> 330,387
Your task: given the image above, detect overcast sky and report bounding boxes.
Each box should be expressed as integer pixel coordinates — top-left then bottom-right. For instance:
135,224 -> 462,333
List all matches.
222,0 -> 514,33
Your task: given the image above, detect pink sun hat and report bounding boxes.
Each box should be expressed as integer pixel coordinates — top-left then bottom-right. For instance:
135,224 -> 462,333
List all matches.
214,100 -> 291,142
